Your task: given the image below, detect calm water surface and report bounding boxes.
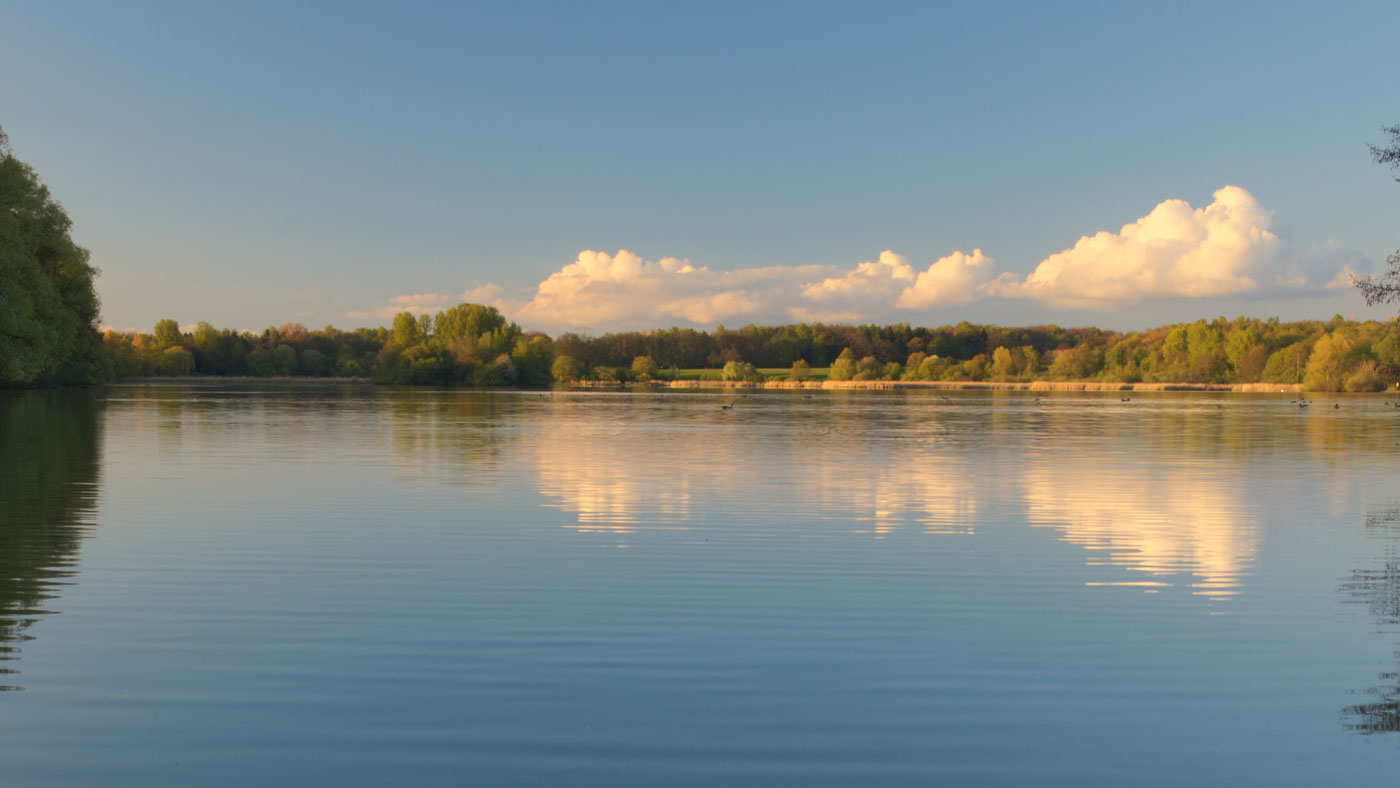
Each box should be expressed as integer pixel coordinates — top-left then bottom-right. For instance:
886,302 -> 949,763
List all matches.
2,384 -> 1399,785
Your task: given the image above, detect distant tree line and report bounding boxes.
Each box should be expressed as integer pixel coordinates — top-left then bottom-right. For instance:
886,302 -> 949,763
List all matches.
10,122 -> 1400,394
102,303 -> 553,386
101,308 -> 1400,392
553,315 -> 1400,391
10,119 -> 1400,395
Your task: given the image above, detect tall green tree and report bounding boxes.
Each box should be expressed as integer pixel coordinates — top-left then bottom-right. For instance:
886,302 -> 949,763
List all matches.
391,311 -> 424,347
191,321 -> 226,374
153,318 -> 181,350
510,335 -> 555,386
990,346 -> 1015,381
434,303 -> 506,343
629,355 -> 659,381
829,348 -> 857,381
0,127 -> 107,384
551,354 -> 580,382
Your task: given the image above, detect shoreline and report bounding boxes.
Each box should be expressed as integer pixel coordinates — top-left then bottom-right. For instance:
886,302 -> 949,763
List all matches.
631,379 -> 1305,392
668,379 -> 1304,392
109,376 -> 373,386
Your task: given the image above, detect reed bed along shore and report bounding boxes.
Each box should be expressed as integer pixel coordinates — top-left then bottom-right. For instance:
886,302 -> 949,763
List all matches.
660,379 -> 1305,392
113,377 -> 1308,393
112,376 -> 373,386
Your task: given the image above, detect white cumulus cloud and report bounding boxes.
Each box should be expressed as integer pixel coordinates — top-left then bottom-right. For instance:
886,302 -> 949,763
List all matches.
510,249 -> 831,331
897,249 -> 1011,309
789,249 -> 1007,321
791,250 -> 915,322
510,248 -> 1009,330
344,186 -> 1370,330
1004,186 -> 1361,308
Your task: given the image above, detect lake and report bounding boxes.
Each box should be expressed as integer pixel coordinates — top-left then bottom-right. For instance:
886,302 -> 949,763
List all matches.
2,383 -> 1399,785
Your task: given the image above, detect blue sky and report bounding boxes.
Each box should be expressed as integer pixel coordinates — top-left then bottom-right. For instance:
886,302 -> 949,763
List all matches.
3,0 -> 1398,334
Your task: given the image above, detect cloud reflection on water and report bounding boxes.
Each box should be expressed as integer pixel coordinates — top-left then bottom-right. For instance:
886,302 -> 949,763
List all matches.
524,393 -> 1279,603
526,393 -> 991,539
536,429 -> 695,534
1020,459 -> 1259,599
815,455 -> 982,537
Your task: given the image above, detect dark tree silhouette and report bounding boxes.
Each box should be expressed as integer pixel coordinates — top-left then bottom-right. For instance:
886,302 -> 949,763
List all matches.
1341,505 -> 1400,734
1353,126 -> 1400,309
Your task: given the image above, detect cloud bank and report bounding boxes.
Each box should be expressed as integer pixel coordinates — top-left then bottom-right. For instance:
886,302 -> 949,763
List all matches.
793,249 -> 1009,320
348,186 -> 1368,331
1003,186 -> 1364,308
346,284 -> 504,321
513,250 -> 830,328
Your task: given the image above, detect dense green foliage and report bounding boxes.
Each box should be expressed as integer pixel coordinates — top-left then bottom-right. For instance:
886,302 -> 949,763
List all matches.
540,317 -> 1400,391
7,119 -> 1396,394
104,308 -> 1400,392
103,305 -> 553,387
0,128 -> 108,385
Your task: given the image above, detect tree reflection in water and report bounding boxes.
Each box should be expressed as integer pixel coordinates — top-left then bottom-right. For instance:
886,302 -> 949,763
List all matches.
1342,504 -> 1400,734
0,391 -> 102,690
